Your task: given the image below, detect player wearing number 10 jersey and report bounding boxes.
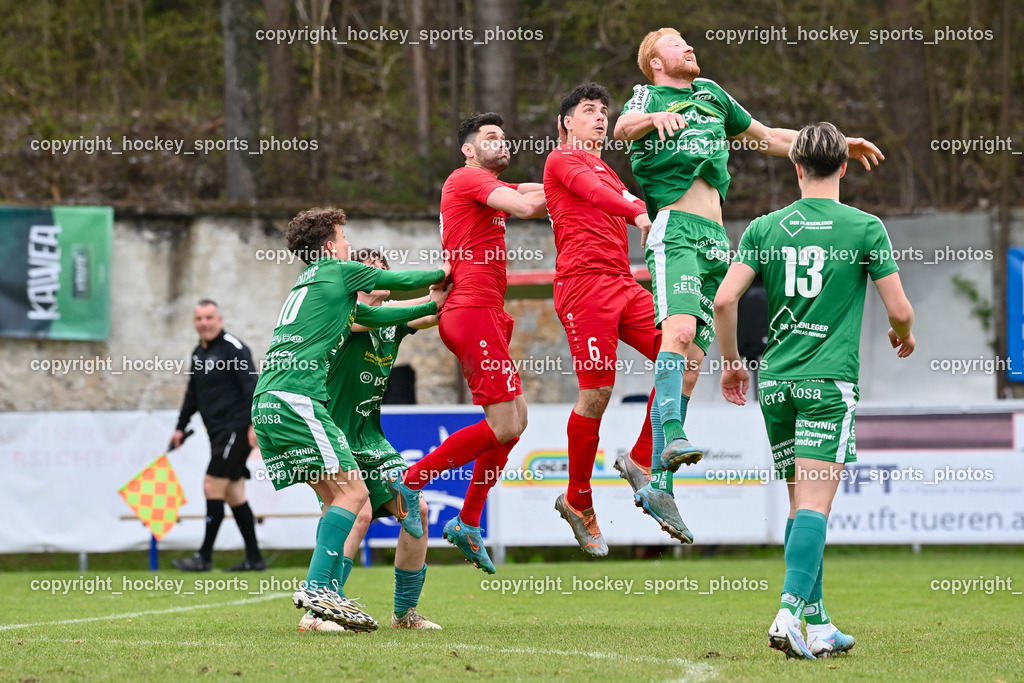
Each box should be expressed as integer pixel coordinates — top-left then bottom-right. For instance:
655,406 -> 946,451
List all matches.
388,113 -> 546,574
251,206 -> 447,631
714,123 -> 914,659
543,82 -> 692,552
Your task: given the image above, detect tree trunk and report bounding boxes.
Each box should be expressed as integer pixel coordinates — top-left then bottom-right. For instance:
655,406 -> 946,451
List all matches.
882,0 -> 937,207
407,0 -> 432,190
221,0 -> 261,202
473,0 -> 517,129
262,0 -> 298,139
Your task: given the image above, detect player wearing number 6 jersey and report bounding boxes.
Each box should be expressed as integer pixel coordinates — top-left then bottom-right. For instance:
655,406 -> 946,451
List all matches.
543,82 -> 691,551
714,122 -> 914,659
389,112 -> 546,574
614,28 -> 884,509
251,206 -> 448,631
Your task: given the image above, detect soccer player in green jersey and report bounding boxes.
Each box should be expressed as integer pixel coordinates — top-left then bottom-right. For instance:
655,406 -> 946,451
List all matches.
714,122 -> 915,659
323,248 -> 444,631
613,28 -> 884,523
251,207 -> 449,631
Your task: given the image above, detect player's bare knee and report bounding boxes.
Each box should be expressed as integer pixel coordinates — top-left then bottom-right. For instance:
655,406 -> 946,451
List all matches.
577,386 -> 612,418
354,506 -> 372,533
682,366 -> 701,394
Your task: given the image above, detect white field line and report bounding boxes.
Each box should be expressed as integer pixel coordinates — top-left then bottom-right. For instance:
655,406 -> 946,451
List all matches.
0,592 -> 287,632
8,616 -> 717,681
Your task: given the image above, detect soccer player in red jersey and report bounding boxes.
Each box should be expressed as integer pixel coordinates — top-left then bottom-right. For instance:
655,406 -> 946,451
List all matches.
386,112 -> 546,573
545,83 -> 693,552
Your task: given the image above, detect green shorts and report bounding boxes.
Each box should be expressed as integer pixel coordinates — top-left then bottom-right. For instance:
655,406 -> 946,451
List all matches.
758,379 -> 859,480
251,390 -> 357,491
352,438 -> 406,519
645,209 -> 730,353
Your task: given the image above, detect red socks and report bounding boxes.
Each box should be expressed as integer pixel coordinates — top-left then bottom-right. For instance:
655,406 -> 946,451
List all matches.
403,419 -> 500,491
566,411 -> 601,510
630,389 -> 656,468
460,437 -> 518,527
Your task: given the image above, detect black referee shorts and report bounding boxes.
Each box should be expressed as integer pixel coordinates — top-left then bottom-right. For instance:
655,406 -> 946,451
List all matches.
207,428 -> 253,480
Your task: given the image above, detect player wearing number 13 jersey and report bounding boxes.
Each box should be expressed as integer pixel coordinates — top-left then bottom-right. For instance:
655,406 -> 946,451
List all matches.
714,123 -> 914,659
390,112 -> 546,574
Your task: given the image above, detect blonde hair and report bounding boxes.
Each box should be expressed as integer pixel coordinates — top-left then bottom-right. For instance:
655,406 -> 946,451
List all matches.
637,27 -> 681,82
789,122 -> 849,179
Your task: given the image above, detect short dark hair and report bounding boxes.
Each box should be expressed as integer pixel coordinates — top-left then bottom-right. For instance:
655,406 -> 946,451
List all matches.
196,298 -> 218,309
354,247 -> 390,270
457,112 -> 504,148
789,122 -> 849,179
285,207 -> 346,265
558,83 -> 611,135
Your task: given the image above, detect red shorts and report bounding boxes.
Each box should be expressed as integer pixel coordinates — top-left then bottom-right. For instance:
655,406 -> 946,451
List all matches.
439,306 -> 523,406
554,274 -> 661,389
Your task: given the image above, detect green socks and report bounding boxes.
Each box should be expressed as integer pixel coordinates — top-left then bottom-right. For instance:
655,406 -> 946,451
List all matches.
394,564 -> 428,618
305,505 -> 356,594
649,393 -> 687,494
654,352 -> 687,441
784,515 -> 830,625
341,556 -> 354,589
649,401 -> 671,493
781,509 -> 827,616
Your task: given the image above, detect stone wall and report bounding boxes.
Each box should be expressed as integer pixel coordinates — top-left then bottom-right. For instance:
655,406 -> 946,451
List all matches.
2,208 -> 1013,415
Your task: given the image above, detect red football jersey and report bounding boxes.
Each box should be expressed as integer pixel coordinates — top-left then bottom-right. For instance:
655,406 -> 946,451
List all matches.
440,166 -> 519,310
544,144 -> 646,278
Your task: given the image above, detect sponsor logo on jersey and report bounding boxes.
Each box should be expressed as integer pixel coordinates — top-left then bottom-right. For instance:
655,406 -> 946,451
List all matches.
779,210 -> 833,237
363,350 -> 394,367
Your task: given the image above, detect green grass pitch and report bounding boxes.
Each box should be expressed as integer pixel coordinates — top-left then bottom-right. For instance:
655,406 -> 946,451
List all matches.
1,549 -> 1022,681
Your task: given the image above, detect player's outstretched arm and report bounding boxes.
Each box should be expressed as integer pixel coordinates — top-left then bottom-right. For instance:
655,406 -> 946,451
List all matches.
353,300 -> 439,331
485,186 -> 547,219
613,111 -> 687,142
373,266 -> 446,291
516,182 -> 543,194
733,119 -> 797,157
873,272 -> 915,357
714,262 -> 757,406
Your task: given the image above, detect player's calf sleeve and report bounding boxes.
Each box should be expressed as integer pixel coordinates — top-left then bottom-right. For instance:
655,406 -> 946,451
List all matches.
199,499 -> 225,561
394,563 -> 427,618
654,352 -> 687,441
404,419 -> 501,491
340,556 -> 354,590
781,509 -> 827,616
785,516 -> 832,624
804,526 -> 828,624
230,502 -> 262,562
567,411 -> 601,510
630,389 -> 655,468
649,402 -> 673,493
304,506 -> 355,594
460,438 -> 517,526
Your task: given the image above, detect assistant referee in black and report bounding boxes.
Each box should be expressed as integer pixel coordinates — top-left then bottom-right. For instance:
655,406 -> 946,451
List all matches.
170,299 -> 265,572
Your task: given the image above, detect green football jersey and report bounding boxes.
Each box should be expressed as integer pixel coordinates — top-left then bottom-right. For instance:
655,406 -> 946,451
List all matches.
622,79 -> 753,220
325,322 -> 412,449
254,258 -> 381,402
734,197 -> 899,383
